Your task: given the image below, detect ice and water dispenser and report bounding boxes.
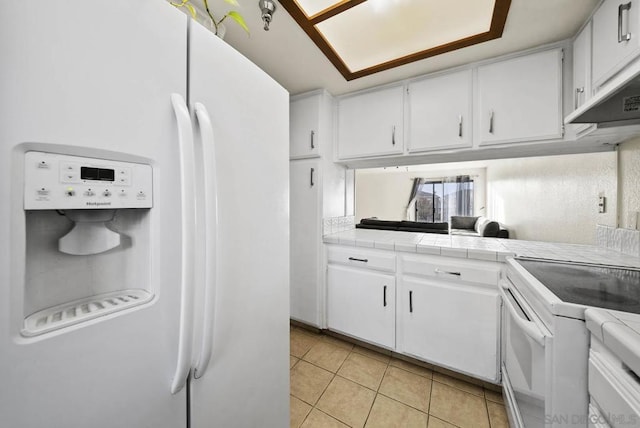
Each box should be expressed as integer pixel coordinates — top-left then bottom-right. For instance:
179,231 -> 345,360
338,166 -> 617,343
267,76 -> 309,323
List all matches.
22,151 -> 154,336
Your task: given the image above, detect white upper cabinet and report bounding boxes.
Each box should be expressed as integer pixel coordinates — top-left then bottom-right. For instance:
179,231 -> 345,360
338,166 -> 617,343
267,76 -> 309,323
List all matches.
574,21 -> 593,110
337,85 -> 404,159
592,0 -> 640,89
476,49 -> 564,146
407,69 -> 473,153
290,93 -> 322,159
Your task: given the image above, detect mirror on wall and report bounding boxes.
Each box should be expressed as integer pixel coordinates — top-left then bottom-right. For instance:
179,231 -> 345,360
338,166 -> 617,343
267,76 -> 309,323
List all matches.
352,151 -> 618,245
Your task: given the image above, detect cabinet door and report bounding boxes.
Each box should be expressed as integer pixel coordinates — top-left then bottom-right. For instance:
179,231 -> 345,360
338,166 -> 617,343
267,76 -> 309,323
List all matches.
408,69 -> 472,152
290,160 -> 321,326
327,265 -> 395,349
399,277 -> 500,381
574,21 -> 592,110
290,95 -> 320,159
477,49 -> 563,145
337,85 -> 404,159
592,0 -> 640,88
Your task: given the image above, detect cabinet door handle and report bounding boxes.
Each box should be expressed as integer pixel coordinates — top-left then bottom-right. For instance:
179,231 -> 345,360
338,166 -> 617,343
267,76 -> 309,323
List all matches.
489,110 -> 494,134
310,130 -> 315,149
619,2 -> 632,43
383,285 -> 387,307
434,268 -> 462,276
392,125 -> 396,146
348,257 -> 368,263
310,167 -> 315,187
458,115 -> 463,138
575,87 -> 585,110
409,290 -> 413,313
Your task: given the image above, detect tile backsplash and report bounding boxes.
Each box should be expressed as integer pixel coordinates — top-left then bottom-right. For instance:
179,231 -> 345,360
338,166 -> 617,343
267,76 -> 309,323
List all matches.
597,224 -> 640,257
323,216 -> 355,235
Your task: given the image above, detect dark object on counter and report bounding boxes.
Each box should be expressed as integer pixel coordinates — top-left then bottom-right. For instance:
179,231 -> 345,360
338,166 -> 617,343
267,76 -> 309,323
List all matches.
356,218 -> 449,234
450,215 -> 509,238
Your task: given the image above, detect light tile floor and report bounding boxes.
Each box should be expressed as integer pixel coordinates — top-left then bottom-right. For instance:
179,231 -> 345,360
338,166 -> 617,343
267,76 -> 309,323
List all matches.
290,326 -> 510,428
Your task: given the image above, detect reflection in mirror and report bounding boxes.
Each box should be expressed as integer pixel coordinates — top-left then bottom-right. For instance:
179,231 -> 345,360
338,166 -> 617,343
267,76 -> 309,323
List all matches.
353,152 -> 617,245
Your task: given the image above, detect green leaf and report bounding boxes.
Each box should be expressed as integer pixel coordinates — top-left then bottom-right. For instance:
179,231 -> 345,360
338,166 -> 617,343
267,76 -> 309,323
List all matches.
224,0 -> 241,6
169,0 -> 197,19
185,3 -> 197,18
228,11 -> 250,34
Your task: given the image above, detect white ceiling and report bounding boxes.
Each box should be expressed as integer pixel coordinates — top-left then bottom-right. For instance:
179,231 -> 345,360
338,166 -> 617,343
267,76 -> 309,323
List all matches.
315,0 -> 495,72
185,0 -> 600,96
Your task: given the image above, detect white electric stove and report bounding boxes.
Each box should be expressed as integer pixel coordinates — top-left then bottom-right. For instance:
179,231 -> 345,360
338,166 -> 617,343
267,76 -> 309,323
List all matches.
501,257 -> 640,428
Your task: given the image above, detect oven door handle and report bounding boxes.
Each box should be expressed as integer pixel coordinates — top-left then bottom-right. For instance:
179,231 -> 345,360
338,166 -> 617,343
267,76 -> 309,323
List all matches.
500,284 -> 546,346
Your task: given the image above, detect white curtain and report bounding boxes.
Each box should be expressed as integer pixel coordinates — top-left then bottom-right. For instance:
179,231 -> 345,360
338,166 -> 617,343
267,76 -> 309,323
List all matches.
406,178 -> 425,220
443,175 -> 473,220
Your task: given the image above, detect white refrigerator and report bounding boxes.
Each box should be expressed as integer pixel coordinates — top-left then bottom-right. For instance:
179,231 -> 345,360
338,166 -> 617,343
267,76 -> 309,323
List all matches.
0,1 -> 290,427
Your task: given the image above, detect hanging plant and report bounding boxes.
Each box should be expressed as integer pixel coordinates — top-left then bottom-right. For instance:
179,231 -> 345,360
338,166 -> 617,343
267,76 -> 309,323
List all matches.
171,0 -> 250,36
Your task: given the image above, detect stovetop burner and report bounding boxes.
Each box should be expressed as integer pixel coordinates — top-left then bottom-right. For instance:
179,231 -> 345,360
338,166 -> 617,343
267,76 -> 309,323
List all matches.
515,258 -> 640,314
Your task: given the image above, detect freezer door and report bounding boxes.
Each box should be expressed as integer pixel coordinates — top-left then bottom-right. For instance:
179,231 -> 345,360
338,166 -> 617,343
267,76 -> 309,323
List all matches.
0,1 -> 189,427
188,20 -> 290,428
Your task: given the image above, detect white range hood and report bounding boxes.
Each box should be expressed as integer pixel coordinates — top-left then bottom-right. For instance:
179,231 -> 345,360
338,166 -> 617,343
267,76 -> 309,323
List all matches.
566,57 -> 640,127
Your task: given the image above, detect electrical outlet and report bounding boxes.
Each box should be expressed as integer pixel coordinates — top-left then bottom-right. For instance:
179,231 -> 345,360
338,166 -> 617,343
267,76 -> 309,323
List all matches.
598,196 -> 606,213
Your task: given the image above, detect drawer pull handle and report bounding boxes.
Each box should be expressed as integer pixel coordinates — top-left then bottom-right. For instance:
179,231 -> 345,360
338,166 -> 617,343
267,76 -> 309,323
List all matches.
310,130 -> 315,149
310,167 -> 315,187
489,110 -> 494,134
434,268 -> 461,276
348,257 -> 368,263
575,87 -> 585,110
619,2 -> 632,43
409,290 -> 413,313
383,285 -> 387,307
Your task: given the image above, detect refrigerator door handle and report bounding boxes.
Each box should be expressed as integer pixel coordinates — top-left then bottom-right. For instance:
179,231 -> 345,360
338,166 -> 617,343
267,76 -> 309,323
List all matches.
192,102 -> 219,380
170,93 -> 197,395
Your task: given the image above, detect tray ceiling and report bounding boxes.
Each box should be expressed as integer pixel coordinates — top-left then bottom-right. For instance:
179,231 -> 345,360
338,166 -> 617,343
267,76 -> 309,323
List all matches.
279,0 -> 511,80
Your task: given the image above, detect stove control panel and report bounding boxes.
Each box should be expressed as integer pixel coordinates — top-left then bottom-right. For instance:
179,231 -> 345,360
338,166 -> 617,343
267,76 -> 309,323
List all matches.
24,151 -> 153,210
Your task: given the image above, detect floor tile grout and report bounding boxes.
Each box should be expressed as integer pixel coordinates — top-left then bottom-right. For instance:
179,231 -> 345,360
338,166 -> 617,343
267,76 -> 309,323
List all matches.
291,328 -> 508,428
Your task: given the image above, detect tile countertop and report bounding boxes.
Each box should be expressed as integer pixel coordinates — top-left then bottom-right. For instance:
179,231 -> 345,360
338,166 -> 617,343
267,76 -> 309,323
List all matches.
586,308 -> 640,379
323,229 -> 640,267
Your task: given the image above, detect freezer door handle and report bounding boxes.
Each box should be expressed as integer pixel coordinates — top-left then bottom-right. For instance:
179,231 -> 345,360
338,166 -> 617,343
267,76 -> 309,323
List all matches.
193,102 -> 219,380
170,93 -> 197,394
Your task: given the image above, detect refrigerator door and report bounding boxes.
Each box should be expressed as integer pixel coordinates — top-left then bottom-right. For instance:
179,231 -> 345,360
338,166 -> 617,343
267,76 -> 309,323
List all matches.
188,21 -> 290,427
0,1 -> 189,427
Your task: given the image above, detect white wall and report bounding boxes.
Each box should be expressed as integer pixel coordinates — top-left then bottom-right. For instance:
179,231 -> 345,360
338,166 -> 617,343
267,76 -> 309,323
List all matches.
355,165 -> 487,222
485,152 -> 617,244
618,136 -> 640,228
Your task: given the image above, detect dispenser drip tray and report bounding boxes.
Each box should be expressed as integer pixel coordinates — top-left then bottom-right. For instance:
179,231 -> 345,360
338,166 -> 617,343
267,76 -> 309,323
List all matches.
22,289 -> 153,337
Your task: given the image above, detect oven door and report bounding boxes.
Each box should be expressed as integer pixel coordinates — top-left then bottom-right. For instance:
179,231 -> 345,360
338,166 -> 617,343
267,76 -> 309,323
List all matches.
501,280 -> 553,428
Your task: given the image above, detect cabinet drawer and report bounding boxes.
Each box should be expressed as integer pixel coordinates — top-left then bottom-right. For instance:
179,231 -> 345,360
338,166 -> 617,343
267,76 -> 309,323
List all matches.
401,254 -> 500,286
327,246 -> 396,273
589,350 -> 640,428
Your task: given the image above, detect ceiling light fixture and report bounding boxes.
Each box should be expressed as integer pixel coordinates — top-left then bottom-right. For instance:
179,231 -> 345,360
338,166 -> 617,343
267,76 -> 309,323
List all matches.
258,0 -> 277,31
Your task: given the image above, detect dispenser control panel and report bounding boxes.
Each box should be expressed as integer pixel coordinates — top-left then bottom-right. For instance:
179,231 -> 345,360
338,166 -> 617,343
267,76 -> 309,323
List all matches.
24,151 -> 153,210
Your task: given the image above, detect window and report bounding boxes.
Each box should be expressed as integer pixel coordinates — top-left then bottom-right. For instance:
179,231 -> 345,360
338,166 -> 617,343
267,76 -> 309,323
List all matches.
415,177 -> 474,223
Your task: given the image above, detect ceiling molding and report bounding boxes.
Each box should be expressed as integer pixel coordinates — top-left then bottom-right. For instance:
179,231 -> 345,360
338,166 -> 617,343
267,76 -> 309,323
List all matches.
308,0 -> 367,25
278,0 -> 512,81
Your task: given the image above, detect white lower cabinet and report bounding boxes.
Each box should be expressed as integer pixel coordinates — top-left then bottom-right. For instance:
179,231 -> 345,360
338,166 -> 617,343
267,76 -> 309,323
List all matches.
325,245 -> 502,382
327,264 -> 396,349
290,159 -> 321,326
398,276 -> 501,382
